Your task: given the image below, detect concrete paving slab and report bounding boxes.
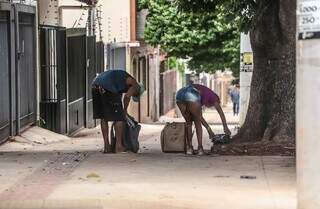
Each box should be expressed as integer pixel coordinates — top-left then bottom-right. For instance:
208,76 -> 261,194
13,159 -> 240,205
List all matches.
0,123 -> 296,209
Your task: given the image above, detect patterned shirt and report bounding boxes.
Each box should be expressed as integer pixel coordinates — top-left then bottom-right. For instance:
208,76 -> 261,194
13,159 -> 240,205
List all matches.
193,84 -> 220,107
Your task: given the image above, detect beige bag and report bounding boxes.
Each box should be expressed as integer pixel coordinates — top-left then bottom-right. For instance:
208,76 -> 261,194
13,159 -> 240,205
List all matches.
161,122 -> 186,153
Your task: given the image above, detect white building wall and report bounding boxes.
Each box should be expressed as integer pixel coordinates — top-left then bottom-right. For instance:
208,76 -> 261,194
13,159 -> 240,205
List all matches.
39,0 -> 131,44
39,0 -> 60,26
39,0 -> 88,27
297,38 -> 320,209
100,0 -> 131,43
297,2 -> 320,206
59,0 -> 88,28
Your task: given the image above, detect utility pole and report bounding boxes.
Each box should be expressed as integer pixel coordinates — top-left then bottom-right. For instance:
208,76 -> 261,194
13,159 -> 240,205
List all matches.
155,45 -> 161,121
297,0 -> 320,208
239,33 -> 253,126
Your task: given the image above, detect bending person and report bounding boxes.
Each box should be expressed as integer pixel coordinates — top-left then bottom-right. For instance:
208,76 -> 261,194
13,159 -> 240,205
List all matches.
176,84 -> 231,155
92,69 -> 144,153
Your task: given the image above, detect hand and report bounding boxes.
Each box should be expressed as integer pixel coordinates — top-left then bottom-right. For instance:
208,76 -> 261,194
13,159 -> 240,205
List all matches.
98,86 -> 106,94
224,127 -> 231,136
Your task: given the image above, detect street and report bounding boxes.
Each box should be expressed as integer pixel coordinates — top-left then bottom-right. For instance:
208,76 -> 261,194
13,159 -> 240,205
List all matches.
0,117 -> 296,209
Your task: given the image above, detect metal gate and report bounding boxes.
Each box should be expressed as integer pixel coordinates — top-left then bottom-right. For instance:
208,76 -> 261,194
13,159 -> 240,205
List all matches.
0,9 -> 11,143
96,41 -> 105,74
67,34 -> 86,134
39,25 -> 67,134
0,2 -> 36,144
85,36 -> 97,129
67,33 -> 98,134
40,29 -> 102,135
18,10 -> 37,129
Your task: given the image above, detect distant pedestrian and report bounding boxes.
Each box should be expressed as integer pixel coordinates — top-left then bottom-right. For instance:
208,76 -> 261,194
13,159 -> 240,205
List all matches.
230,84 -> 240,116
92,69 -> 145,153
176,84 -> 231,156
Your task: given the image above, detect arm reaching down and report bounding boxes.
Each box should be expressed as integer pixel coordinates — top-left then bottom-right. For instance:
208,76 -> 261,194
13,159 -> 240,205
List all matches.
123,86 -> 138,113
123,94 -> 131,115
214,102 -> 231,136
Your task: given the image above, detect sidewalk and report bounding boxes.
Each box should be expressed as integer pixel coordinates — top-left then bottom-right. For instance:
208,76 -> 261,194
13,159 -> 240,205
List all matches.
0,125 -> 296,209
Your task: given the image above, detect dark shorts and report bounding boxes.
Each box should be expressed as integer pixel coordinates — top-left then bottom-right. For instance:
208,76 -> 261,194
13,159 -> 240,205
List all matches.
92,87 -> 126,121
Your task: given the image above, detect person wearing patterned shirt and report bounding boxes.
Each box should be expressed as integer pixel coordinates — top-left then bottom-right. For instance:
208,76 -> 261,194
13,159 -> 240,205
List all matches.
176,84 -> 231,155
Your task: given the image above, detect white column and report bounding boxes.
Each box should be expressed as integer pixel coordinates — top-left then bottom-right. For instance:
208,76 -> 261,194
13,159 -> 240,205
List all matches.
239,33 -> 253,126
36,2 -> 40,122
297,1 -> 320,208
154,45 -> 160,120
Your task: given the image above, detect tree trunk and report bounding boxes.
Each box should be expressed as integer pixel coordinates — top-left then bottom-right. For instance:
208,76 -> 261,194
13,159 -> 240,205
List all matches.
235,0 -> 296,143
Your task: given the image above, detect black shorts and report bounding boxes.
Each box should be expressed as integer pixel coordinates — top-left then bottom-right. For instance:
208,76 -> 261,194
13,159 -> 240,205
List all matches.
92,87 -> 126,121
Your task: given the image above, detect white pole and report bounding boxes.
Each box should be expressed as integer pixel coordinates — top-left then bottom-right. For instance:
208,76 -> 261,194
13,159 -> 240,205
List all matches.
297,0 -> 320,208
36,2 -> 40,123
155,45 -> 160,120
239,33 -> 253,126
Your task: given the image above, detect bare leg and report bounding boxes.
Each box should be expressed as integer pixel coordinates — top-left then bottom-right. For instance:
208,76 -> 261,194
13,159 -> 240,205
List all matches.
188,102 -> 204,152
177,102 -> 193,153
185,121 -> 193,152
114,121 -> 126,153
101,119 -> 111,153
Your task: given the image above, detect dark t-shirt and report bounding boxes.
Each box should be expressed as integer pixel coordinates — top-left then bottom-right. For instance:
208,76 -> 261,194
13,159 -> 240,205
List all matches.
193,84 -> 220,107
92,69 -> 132,94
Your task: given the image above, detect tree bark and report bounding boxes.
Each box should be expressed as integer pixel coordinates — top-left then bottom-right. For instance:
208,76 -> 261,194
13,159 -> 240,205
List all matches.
234,0 -> 296,143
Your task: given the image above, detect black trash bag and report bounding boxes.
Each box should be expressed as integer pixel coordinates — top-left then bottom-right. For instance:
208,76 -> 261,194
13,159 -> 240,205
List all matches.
211,134 -> 231,145
111,115 -> 141,153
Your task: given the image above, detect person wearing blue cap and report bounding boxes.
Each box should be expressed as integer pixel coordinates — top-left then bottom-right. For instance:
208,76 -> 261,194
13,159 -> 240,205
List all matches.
92,69 -> 145,153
